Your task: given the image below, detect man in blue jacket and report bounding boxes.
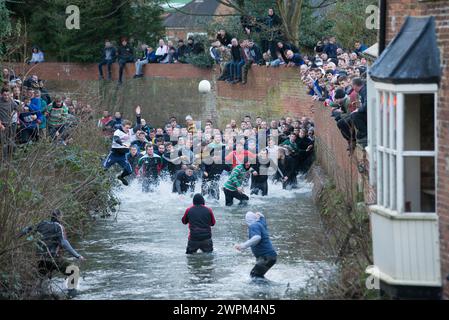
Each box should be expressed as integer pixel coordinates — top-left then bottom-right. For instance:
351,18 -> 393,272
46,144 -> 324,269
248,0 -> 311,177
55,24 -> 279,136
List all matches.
19,95 -> 43,143
134,45 -> 156,78
235,211 -> 277,279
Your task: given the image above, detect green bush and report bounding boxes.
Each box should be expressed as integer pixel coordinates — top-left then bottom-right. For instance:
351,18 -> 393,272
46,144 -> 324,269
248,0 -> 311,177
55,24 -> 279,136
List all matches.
185,52 -> 215,69
0,122 -> 117,299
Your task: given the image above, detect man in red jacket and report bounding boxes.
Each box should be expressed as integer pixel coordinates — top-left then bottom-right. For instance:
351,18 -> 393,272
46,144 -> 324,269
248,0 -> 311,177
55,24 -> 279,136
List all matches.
182,194 -> 216,254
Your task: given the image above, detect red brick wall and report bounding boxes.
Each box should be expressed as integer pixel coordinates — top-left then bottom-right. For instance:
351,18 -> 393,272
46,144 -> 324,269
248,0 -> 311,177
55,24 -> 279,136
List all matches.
4,62 -> 313,124
314,103 -> 373,205
5,62 -> 213,82
386,0 -> 449,298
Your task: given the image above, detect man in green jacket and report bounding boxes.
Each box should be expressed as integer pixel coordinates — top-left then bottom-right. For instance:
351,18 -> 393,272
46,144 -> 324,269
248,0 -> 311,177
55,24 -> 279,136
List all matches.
46,96 -> 68,140
223,162 -> 252,206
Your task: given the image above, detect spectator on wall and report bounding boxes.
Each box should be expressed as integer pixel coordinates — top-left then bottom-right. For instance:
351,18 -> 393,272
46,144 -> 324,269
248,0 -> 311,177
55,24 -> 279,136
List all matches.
98,40 -> 116,81
117,38 -> 134,85
29,47 -> 45,64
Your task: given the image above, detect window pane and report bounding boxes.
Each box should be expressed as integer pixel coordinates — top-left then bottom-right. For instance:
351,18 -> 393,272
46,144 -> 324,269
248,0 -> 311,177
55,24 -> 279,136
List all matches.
404,94 -> 435,151
404,156 -> 435,213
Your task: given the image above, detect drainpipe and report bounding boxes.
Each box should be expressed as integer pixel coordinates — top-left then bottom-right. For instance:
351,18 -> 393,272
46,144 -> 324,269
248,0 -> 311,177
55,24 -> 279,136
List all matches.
378,0 -> 387,55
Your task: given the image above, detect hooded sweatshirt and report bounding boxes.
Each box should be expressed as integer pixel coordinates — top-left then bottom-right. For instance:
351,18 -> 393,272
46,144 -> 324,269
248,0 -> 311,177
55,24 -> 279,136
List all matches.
240,212 -> 277,258
182,194 -> 216,241
19,98 -> 43,129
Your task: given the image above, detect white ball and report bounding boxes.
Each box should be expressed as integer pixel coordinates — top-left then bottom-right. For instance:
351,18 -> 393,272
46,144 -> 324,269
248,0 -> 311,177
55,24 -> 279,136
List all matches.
198,80 -> 211,93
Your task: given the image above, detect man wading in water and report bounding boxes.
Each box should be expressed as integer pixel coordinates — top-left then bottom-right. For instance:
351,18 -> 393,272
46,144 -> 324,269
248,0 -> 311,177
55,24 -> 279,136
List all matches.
182,194 -> 216,254
223,162 -> 252,206
235,211 -> 277,279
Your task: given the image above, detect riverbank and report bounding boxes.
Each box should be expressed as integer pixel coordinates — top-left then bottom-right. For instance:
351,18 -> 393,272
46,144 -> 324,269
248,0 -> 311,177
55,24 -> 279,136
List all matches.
0,121 -> 117,299
308,165 -> 375,299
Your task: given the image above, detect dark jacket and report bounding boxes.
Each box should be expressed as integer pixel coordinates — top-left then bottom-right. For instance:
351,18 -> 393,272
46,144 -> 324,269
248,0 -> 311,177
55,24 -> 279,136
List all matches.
217,33 -> 232,46
231,45 -> 243,62
182,196 -> 216,241
251,159 -> 275,184
173,170 -> 196,194
19,98 -> 43,129
102,47 -> 117,61
143,49 -> 156,63
107,117 -> 123,131
20,220 -> 81,259
249,44 -> 264,65
177,44 -> 188,61
287,53 -> 304,66
324,43 -> 338,59
118,44 -> 134,60
138,154 -> 162,178
201,163 -> 231,181
126,152 -> 142,173
357,84 -> 367,113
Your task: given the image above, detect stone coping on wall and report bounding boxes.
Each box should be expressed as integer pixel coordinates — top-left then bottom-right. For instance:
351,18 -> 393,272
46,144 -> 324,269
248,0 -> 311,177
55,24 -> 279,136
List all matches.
4,62 -> 301,82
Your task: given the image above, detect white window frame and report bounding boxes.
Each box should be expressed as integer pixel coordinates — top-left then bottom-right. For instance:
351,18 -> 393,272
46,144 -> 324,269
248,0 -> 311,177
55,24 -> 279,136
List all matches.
372,82 -> 438,215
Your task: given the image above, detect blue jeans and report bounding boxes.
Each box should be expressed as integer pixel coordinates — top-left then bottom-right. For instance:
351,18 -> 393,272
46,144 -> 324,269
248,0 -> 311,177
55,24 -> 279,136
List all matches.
99,59 -> 114,78
270,59 -> 283,67
230,60 -> 245,80
135,59 -> 148,75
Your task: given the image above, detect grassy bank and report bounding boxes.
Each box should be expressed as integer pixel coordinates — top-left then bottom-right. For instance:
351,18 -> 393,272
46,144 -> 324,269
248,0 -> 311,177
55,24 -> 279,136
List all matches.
311,169 -> 377,299
0,120 -> 117,299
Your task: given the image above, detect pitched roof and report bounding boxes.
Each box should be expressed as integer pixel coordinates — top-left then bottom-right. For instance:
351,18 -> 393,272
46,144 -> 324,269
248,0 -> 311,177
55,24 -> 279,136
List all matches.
164,0 -> 220,28
370,16 -> 441,84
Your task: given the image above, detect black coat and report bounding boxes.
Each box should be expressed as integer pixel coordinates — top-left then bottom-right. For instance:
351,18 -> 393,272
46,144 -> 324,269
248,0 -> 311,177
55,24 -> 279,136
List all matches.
182,205 -> 216,241
173,170 -> 196,194
231,45 -> 243,62
118,44 -> 134,60
201,163 -> 231,181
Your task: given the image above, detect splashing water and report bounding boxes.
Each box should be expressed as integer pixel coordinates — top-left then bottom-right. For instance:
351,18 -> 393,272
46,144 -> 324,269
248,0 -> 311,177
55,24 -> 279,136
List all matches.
71,176 -> 336,299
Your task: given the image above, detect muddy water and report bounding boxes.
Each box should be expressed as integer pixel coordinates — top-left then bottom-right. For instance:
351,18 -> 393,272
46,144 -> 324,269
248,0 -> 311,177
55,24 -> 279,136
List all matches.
72,177 -> 335,299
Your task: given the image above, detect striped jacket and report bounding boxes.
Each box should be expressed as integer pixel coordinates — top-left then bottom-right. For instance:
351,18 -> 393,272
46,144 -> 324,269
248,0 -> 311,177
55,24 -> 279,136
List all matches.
223,164 -> 248,192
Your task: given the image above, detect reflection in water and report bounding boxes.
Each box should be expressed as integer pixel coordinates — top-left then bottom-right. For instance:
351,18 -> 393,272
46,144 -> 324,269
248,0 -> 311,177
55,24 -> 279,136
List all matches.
71,176 -> 336,300
186,253 -> 217,285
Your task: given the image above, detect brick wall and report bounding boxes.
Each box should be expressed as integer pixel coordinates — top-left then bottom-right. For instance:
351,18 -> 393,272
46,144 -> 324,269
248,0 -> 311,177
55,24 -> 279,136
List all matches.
314,103 -> 373,206
386,0 -> 449,298
5,62 -> 313,127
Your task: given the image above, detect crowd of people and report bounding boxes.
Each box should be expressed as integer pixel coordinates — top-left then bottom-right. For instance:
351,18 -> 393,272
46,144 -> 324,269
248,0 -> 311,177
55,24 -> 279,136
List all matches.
0,68 -> 94,159
97,8 -> 306,85
95,7 -> 368,151
98,107 -> 316,205
301,37 -> 369,152
2,6 -> 372,286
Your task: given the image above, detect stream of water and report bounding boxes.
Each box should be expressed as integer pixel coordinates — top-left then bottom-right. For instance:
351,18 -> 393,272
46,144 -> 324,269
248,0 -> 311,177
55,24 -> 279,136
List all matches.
71,177 -> 336,299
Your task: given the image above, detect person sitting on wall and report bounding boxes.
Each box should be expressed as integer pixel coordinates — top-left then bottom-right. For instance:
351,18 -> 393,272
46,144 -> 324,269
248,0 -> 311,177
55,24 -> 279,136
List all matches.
134,44 -> 156,78
98,40 -> 117,81
176,39 -> 188,63
117,37 -> 134,85
29,46 -> 45,64
155,39 -> 169,64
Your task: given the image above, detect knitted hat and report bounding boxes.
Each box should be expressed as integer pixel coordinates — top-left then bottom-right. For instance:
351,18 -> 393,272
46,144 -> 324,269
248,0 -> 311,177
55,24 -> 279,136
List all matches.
193,193 -> 205,206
